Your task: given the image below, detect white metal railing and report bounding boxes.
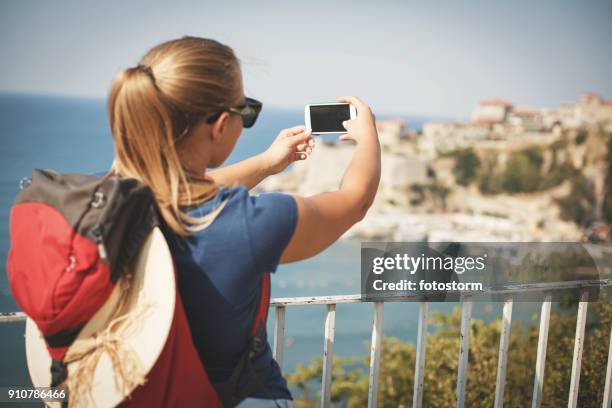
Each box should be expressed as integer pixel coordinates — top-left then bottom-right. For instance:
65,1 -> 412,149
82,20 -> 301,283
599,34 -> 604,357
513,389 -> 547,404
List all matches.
269,279 -> 612,408
2,279 -> 612,408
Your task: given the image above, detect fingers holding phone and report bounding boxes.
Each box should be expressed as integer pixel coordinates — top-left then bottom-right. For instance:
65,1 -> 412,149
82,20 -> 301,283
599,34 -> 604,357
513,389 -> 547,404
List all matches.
263,126 -> 315,174
337,96 -> 377,144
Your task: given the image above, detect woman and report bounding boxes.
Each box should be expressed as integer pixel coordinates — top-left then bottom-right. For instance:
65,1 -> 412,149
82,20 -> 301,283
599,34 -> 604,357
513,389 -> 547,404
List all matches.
108,36 -> 380,407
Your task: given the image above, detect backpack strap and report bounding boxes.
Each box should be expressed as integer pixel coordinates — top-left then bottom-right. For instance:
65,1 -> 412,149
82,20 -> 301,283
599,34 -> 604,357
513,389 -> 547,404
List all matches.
50,360 -> 69,408
213,272 -> 272,407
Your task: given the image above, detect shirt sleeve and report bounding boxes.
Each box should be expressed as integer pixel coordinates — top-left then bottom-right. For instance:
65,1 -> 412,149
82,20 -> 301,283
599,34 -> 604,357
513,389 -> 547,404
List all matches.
244,192 -> 298,273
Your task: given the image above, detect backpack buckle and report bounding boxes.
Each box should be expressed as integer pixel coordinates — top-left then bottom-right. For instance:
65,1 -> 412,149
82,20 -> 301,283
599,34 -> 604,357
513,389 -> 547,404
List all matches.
19,177 -> 32,190
90,191 -> 106,208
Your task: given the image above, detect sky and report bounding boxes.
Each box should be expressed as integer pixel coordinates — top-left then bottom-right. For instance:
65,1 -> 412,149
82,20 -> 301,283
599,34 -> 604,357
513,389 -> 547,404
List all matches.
1,0 -> 611,119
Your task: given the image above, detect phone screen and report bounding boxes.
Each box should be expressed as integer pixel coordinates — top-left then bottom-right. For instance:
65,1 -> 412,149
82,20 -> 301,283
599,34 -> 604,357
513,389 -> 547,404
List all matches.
309,104 -> 350,133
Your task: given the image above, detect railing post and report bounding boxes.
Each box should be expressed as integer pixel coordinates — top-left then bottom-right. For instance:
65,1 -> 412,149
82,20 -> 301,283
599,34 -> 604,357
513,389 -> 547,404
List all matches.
603,325 -> 612,408
321,304 -> 336,408
413,301 -> 428,408
494,296 -> 513,408
568,290 -> 588,408
456,295 -> 473,408
368,302 -> 384,408
273,306 -> 286,369
532,293 -> 552,408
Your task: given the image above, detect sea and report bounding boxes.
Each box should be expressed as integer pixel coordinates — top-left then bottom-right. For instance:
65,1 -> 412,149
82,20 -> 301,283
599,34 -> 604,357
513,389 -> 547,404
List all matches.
0,93 -> 539,392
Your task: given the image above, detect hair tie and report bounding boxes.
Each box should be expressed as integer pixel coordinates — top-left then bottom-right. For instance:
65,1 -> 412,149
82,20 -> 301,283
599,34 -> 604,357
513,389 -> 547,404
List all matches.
136,64 -> 155,80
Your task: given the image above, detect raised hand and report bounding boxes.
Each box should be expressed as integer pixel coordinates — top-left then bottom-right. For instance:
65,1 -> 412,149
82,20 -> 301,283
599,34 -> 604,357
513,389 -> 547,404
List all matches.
262,125 -> 315,174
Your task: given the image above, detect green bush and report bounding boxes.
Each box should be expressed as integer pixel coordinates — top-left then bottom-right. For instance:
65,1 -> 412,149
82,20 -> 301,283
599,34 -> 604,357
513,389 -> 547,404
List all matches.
540,162 -> 579,190
452,148 -> 480,186
287,302 -> 612,408
575,130 -> 588,145
476,146 -> 579,194
556,175 -> 595,227
408,182 -> 451,209
501,149 -> 543,193
478,171 -> 503,195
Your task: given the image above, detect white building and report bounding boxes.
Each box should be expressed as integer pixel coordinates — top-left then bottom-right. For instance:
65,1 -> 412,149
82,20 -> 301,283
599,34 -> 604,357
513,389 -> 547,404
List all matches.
548,93 -> 612,129
507,106 -> 545,132
471,98 -> 513,126
376,119 -> 408,149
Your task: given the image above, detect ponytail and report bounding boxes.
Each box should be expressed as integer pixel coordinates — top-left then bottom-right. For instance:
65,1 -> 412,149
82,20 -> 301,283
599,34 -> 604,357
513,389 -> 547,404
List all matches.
109,54 -> 228,235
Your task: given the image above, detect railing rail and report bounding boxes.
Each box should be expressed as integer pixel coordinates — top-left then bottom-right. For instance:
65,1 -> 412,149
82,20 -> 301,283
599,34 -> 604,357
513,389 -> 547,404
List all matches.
494,296 -> 513,408
532,293 -> 552,408
456,295 -> 472,408
2,279 -> 612,407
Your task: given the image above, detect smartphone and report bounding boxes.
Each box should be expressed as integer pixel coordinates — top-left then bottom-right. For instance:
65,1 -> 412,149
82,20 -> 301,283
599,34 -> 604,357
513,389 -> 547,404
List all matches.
304,103 -> 357,134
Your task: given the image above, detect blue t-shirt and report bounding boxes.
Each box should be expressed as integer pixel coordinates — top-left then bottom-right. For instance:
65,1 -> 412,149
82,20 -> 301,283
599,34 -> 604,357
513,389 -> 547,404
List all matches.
162,186 -> 297,400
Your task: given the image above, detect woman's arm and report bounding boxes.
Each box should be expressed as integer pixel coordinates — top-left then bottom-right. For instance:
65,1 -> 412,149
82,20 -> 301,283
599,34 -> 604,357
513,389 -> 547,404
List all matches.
208,126 -> 314,190
281,96 -> 381,263
207,153 -> 273,190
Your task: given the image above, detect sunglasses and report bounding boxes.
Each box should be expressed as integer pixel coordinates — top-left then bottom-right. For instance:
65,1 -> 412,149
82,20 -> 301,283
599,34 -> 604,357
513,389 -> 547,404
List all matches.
205,97 -> 262,128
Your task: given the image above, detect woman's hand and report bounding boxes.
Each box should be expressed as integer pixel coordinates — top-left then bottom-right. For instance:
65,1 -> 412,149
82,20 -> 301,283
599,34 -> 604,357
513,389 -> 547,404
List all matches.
338,96 -> 378,145
261,125 -> 315,175
208,126 -> 313,189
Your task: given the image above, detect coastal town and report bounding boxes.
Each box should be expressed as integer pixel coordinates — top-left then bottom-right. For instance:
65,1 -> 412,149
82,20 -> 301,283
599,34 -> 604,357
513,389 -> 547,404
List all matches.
259,93 -> 612,242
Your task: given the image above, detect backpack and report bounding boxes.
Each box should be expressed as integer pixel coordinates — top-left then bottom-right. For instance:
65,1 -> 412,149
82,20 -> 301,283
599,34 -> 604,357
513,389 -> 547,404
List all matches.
7,169 -> 272,407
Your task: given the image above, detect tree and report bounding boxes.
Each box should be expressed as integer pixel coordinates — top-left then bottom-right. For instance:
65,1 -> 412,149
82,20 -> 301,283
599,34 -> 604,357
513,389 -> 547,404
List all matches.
501,147 -> 543,193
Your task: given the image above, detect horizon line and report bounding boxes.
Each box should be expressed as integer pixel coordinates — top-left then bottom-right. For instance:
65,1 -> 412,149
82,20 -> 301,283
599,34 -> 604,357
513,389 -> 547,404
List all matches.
0,90 -> 462,123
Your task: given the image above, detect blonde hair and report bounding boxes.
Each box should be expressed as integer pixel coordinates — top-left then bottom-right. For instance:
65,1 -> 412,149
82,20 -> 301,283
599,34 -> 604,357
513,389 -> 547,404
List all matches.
108,37 -> 241,235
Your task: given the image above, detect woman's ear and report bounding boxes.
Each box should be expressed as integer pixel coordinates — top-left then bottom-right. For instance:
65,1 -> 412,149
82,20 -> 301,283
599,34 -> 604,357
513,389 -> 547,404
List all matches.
210,112 -> 231,144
